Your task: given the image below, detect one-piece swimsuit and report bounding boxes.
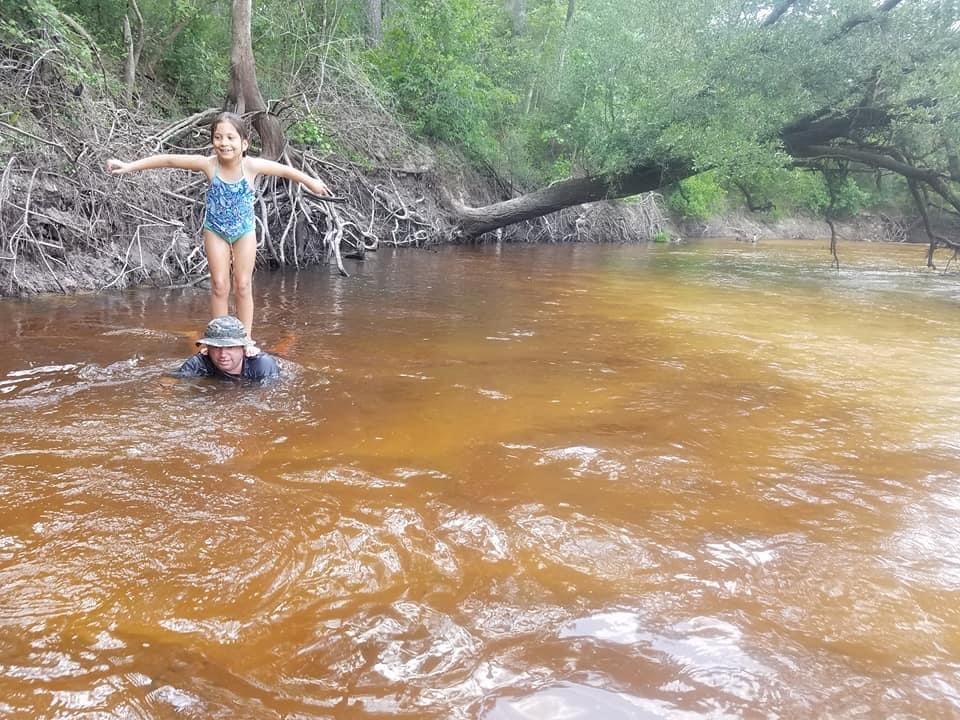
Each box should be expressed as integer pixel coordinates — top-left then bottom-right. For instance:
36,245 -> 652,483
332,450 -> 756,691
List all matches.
203,158 -> 256,244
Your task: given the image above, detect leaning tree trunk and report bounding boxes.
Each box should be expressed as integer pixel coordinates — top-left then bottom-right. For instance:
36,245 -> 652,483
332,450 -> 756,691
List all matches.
227,0 -> 285,159
448,162 -> 689,237
450,0 -> 917,238
446,105 -> 898,237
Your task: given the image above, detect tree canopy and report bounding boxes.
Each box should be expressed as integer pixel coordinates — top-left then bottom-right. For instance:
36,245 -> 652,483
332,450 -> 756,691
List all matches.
432,0 -> 959,240
3,0 -> 959,248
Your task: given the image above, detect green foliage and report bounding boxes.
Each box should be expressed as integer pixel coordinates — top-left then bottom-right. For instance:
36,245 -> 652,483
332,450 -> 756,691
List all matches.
507,0 -> 960,219
50,0 -> 231,111
1,0 -> 102,94
2,1 -> 85,63
717,164 -> 917,221
4,0 -> 955,228
547,156 -> 572,184
767,170 -> 829,215
1,0 -> 61,41
288,117 -> 334,154
160,30 -> 229,110
150,3 -> 230,111
716,167 -> 827,217
666,171 -> 726,220
822,172 -> 873,218
365,0 -> 517,162
53,0 -> 124,50
251,0 -> 351,99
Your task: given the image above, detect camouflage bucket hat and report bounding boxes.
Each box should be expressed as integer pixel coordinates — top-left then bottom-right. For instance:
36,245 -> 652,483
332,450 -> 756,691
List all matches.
196,315 -> 253,347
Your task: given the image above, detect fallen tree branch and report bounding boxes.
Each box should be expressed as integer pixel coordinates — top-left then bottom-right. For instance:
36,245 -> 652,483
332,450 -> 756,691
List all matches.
0,121 -> 72,158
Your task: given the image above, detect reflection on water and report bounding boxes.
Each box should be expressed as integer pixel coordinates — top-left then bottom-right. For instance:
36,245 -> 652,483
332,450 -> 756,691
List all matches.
1,240 -> 959,718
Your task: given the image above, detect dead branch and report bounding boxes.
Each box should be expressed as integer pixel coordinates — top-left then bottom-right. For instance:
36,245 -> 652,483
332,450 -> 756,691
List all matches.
0,121 -> 72,158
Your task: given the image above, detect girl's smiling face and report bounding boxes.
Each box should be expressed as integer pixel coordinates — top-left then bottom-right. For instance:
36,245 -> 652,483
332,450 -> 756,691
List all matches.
212,121 -> 249,159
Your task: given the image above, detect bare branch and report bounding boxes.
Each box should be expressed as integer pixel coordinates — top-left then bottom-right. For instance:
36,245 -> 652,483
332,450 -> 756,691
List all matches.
762,0 -> 803,27
838,0 -> 904,35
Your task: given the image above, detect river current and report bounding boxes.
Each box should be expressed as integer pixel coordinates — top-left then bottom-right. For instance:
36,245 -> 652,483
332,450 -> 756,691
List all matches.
1,240 -> 959,718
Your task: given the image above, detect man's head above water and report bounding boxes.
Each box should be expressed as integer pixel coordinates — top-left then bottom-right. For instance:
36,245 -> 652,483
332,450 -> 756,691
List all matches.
174,315 -> 279,381
196,315 -> 254,375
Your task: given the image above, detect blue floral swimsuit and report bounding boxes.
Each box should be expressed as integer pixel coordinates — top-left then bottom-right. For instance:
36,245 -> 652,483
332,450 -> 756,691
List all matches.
203,159 -> 256,245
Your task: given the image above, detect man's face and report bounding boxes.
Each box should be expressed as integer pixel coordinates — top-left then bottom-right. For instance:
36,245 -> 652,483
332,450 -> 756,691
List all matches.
207,345 -> 245,375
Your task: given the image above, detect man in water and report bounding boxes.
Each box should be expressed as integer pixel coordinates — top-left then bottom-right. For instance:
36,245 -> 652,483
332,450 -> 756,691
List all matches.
175,315 -> 280,381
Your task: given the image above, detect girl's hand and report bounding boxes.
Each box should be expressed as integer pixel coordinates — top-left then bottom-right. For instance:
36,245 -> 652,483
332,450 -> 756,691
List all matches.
105,159 -> 128,175
308,178 -> 332,197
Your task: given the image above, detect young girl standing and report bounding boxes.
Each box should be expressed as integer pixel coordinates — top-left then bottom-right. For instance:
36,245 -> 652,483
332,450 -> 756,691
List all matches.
106,112 -> 331,348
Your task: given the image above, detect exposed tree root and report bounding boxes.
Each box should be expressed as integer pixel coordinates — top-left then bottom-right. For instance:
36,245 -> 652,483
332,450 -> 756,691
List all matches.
3,22 -> 958,296
0,32 -> 453,295
1,121 -> 442,295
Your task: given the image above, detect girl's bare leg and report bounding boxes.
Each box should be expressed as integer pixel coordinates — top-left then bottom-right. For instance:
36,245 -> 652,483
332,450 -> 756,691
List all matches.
231,231 -> 257,338
203,230 -> 232,318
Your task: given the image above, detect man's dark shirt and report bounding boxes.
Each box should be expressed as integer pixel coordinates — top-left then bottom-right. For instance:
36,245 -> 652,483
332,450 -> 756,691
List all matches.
175,352 -> 281,381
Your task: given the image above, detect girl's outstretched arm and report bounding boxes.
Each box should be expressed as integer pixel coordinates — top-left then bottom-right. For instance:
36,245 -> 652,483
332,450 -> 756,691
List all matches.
248,157 -> 332,197
105,154 -> 212,177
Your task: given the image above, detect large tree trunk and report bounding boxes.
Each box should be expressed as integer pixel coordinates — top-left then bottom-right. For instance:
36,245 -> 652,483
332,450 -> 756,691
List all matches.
227,0 -> 285,159
366,0 -> 382,46
446,107 -> 900,237
122,0 -> 145,104
122,15 -> 135,102
448,163 -> 689,236
505,0 -> 526,34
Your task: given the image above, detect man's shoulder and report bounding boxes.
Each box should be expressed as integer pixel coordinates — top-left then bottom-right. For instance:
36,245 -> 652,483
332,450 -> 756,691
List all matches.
175,352 -> 214,377
243,352 -> 280,379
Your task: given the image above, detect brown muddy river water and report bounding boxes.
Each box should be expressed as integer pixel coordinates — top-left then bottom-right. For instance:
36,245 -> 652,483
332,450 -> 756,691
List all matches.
1,240 -> 959,719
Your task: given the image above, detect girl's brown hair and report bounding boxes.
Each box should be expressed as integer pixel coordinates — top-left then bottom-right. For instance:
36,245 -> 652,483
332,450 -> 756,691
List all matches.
209,111 -> 250,142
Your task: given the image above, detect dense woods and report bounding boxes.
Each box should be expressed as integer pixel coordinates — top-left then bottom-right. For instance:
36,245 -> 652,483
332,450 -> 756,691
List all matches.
1,0 -> 958,293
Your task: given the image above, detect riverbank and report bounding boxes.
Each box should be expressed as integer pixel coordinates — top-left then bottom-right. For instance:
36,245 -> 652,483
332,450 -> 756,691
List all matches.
679,210 -> 937,244
0,28 -> 948,298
